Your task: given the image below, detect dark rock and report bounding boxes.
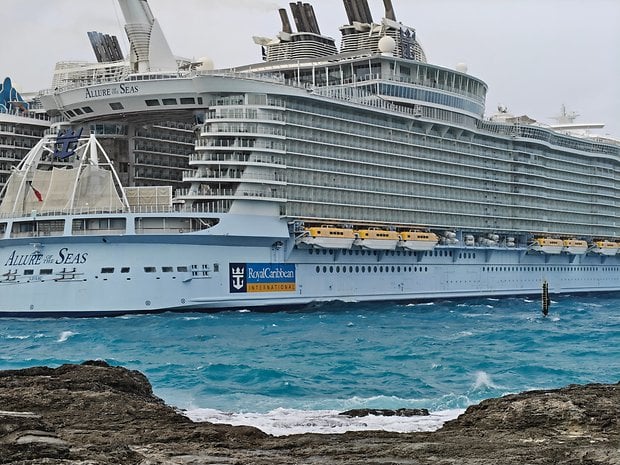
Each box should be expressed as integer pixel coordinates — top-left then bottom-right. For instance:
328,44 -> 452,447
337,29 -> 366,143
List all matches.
0,363 -> 618,465
340,408 -> 430,417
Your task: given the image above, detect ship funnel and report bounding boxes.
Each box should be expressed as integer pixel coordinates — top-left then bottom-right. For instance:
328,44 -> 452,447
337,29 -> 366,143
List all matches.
278,8 -> 293,34
289,2 -> 321,34
383,0 -> 396,21
342,0 -> 373,25
117,0 -> 177,73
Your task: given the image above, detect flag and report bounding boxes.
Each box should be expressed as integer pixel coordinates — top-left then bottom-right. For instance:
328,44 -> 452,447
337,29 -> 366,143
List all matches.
27,181 -> 43,202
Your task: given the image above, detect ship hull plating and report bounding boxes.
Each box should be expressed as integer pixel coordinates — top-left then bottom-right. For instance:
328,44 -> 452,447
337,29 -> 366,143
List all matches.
2,215 -> 619,316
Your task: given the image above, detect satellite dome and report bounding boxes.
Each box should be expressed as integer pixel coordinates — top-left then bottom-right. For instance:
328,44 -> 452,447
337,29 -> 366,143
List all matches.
455,62 -> 468,73
196,57 -> 214,71
378,35 -> 396,54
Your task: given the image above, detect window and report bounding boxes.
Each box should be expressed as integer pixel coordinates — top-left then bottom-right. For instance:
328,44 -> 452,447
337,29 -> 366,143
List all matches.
40,269 -> 53,275
82,106 -> 94,113
177,266 -> 188,272
180,97 -> 195,104
101,267 -> 114,273
73,108 -> 84,115
162,98 -> 177,105
162,266 -> 173,272
121,267 -> 130,273
24,269 -> 34,275
109,102 -> 124,110
144,267 -> 156,273
145,99 -> 160,106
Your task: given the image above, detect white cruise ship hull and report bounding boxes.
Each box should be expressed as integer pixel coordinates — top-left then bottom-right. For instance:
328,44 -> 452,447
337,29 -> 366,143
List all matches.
2,212 -> 619,317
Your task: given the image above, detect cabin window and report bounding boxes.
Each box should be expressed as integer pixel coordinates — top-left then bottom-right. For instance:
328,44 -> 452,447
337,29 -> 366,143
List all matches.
24,269 -> 34,275
144,267 -> 156,273
0,223 -> 5,235
82,106 -> 94,113
145,99 -> 160,106
39,269 -> 53,275
176,266 -> 188,272
109,102 -> 124,110
121,267 -> 130,273
101,267 -> 114,273
162,98 -> 177,105
213,263 -> 219,272
180,97 -> 195,105
162,266 -> 173,272
73,108 -> 84,115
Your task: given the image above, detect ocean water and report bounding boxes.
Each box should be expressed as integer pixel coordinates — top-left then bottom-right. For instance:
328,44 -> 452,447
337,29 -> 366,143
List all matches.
1,294 -> 619,435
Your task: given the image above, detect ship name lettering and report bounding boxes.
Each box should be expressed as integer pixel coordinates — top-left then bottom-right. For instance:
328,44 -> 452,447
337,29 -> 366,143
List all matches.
85,87 -> 112,99
119,83 -> 139,94
55,248 -> 88,265
4,250 -> 43,267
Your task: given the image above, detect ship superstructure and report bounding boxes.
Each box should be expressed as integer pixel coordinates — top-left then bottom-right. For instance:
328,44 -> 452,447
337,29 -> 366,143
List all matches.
0,77 -> 51,193
0,0 -> 618,316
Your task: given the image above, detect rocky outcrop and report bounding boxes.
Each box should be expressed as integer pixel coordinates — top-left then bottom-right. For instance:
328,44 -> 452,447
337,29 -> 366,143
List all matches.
0,361 -> 618,465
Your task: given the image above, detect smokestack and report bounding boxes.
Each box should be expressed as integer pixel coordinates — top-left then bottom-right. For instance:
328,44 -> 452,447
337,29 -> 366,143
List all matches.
303,3 -> 321,34
289,2 -> 305,32
342,0 -> 356,24
356,0 -> 373,24
383,0 -> 396,21
279,8 -> 293,34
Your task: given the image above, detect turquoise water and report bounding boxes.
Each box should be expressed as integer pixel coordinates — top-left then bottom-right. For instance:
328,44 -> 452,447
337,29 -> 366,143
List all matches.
1,294 -> 618,434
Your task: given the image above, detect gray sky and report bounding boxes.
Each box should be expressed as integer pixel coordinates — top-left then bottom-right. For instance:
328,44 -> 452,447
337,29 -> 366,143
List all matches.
4,0 -> 619,136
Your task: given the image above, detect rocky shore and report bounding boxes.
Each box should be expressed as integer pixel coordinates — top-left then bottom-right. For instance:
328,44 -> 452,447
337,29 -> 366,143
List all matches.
0,361 -> 618,465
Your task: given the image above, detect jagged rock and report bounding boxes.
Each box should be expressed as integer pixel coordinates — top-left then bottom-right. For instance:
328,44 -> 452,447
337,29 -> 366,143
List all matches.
340,408 -> 430,417
0,361 -> 618,465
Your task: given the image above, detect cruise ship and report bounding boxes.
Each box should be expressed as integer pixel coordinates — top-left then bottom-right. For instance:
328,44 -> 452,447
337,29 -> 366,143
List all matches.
0,0 -> 618,316
0,77 -> 51,193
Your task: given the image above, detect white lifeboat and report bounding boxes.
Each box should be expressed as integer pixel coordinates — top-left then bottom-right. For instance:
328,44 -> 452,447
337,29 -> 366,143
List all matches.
590,240 -> 619,256
398,231 -> 438,251
562,239 -> 588,255
529,237 -> 563,254
297,226 -> 355,249
354,228 -> 399,250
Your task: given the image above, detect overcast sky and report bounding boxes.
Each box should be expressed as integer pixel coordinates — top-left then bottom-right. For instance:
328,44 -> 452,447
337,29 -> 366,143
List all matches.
4,0 -> 619,136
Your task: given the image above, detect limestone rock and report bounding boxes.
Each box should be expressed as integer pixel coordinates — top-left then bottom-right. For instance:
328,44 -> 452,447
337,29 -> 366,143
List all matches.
0,361 -> 618,465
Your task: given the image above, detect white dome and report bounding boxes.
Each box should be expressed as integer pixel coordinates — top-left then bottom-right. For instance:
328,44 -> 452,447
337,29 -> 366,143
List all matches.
455,62 -> 468,73
196,56 -> 214,71
378,35 -> 396,54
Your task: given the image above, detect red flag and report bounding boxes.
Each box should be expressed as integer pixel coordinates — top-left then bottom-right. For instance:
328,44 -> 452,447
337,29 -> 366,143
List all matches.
27,181 -> 43,202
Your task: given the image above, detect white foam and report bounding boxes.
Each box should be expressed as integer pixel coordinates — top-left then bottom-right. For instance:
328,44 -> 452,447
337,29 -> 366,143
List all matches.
186,407 -> 462,436
57,331 -> 77,343
472,371 -> 501,390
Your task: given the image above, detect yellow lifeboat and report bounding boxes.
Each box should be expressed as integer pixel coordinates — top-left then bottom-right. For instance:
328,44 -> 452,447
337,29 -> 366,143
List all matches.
297,226 -> 355,249
529,237 -> 563,254
353,228 -> 399,250
398,231 -> 439,251
562,239 -> 588,255
590,240 -> 619,256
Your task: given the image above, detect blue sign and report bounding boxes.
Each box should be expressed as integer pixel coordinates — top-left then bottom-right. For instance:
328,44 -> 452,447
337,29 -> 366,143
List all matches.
229,263 -> 296,293
54,128 -> 83,160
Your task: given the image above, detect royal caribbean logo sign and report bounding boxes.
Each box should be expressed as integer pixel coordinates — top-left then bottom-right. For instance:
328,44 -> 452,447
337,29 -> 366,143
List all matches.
229,263 -> 296,293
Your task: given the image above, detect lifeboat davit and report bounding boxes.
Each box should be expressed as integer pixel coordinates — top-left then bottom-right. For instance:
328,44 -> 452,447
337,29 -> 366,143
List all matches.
297,226 -> 355,249
354,229 -> 399,250
562,239 -> 588,255
529,237 -> 563,254
398,231 -> 439,251
590,240 -> 619,256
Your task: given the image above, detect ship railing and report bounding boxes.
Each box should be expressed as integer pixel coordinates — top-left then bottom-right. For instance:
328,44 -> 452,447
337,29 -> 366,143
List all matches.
175,187 -> 283,199
478,121 -> 619,155
189,153 -> 285,165
182,170 -> 285,182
